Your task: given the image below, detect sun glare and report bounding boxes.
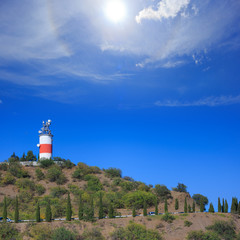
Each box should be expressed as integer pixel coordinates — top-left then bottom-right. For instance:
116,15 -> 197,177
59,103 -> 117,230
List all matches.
105,0 -> 126,23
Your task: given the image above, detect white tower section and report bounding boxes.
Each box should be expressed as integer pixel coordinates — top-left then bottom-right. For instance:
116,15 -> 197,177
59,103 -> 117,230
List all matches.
37,120 -> 53,160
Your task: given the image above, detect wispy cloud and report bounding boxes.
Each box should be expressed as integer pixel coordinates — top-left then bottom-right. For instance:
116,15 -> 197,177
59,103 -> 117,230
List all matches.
136,0 -> 190,23
155,95 -> 240,107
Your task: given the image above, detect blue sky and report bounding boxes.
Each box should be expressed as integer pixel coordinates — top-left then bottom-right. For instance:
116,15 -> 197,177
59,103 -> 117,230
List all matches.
0,0 -> 240,209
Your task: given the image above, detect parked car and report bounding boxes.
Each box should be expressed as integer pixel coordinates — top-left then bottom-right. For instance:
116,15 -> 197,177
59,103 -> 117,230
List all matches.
148,212 -> 155,215
0,217 -> 13,222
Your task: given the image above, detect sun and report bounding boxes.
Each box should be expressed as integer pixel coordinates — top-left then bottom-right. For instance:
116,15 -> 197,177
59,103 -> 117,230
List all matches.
105,0 -> 126,23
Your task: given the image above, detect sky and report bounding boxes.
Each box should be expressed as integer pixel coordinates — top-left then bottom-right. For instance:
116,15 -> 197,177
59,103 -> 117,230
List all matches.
0,0 -> 240,210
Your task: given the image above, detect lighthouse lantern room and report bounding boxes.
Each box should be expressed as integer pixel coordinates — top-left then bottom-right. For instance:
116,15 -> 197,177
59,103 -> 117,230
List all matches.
37,120 -> 53,160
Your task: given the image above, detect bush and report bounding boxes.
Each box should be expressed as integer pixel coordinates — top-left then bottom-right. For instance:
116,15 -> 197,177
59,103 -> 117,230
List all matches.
1,172 -> 15,185
206,220 -> 236,240
82,228 -> 105,240
46,165 -> 67,184
0,163 -> 8,171
39,159 -> 55,168
27,223 -> 52,240
35,184 -> 46,195
154,184 -> 172,201
187,230 -> 220,240
84,175 -> 103,192
111,222 -> 163,240
161,213 -> 175,223
120,181 -> 135,192
72,163 -> 101,180
68,184 -> 83,196
0,223 -> 19,240
8,162 -> 30,178
35,168 -> 45,180
104,168 -> 122,178
112,178 -> 122,186
50,186 -> 68,198
123,191 -> 156,209
19,190 -> 34,203
184,220 -> 193,227
15,178 -> 35,191
52,227 -> 76,240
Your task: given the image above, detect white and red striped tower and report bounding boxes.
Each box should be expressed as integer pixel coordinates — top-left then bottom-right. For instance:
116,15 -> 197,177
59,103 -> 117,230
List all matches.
37,120 -> 53,160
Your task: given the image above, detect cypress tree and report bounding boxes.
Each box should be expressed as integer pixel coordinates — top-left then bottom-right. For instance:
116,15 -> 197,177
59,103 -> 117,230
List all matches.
175,199 -> 179,210
155,199 -> 158,215
45,200 -> 52,222
143,199 -> 148,216
14,196 -> 19,223
237,201 -> 240,215
231,197 -> 238,214
36,201 -> 41,222
184,198 -> 187,213
3,196 -> 7,222
109,203 -> 114,218
164,198 -> 168,213
99,192 -> 104,219
200,197 -> 204,212
218,197 -> 221,212
89,196 -> 94,220
222,198 -> 225,213
224,199 -> 228,213
78,194 -> 84,220
209,203 -> 214,213
66,192 -> 72,221
188,204 -> 191,213
132,206 -> 136,217
192,201 -> 195,212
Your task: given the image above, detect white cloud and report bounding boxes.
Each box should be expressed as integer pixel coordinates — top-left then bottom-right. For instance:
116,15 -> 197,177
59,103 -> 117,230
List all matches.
155,95 -> 240,107
136,0 -> 190,23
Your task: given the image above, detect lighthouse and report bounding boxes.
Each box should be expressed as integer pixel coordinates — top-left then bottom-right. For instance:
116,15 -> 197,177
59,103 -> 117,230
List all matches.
37,120 -> 53,160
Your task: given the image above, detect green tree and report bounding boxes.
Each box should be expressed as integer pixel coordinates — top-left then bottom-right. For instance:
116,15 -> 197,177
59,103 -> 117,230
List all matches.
231,197 -> 238,214
184,198 -> 188,213
192,194 -> 208,209
14,196 -> 19,223
20,153 -> 26,162
172,183 -> 187,192
192,201 -> 195,212
132,206 -> 136,217
154,184 -> 172,201
35,168 -> 45,180
222,198 -> 225,213
99,192 -> 104,219
3,196 -> 7,222
143,199 -> 148,216
209,203 -> 215,213
200,198 -> 204,212
85,196 -> 94,221
237,201 -> 240,215
26,150 -> 37,161
175,198 -> 179,210
66,193 -> 72,221
78,194 -> 84,220
52,227 -> 76,240
224,199 -> 228,213
36,201 -> 41,222
218,197 -> 221,212
155,198 -> 158,215
164,198 -> 168,213
108,202 -> 114,218
45,200 -> 52,222
104,167 -> 122,178
188,204 -> 191,213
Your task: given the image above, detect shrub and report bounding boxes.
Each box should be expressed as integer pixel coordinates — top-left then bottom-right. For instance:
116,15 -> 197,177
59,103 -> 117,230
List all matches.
84,175 -> 103,192
35,184 -> 46,195
50,186 -> 68,198
111,222 -> 163,240
39,159 -> 55,168
120,181 -> 135,192
35,168 -> 45,180
62,159 -> 75,169
0,163 -> 8,171
68,184 -> 83,196
187,230 -> 220,240
72,163 -> 100,180
8,162 -> 30,178
104,168 -> 122,178
206,220 -> 236,240
52,227 -> 76,240
1,172 -> 15,185
154,184 -> 172,201
0,223 -> 19,240
19,190 -> 34,203
161,213 -> 175,223
82,228 -> 105,240
27,224 -> 52,240
15,178 -> 35,191
112,178 -> 122,186
123,191 -> 156,209
46,165 -> 67,184
184,220 -> 193,227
